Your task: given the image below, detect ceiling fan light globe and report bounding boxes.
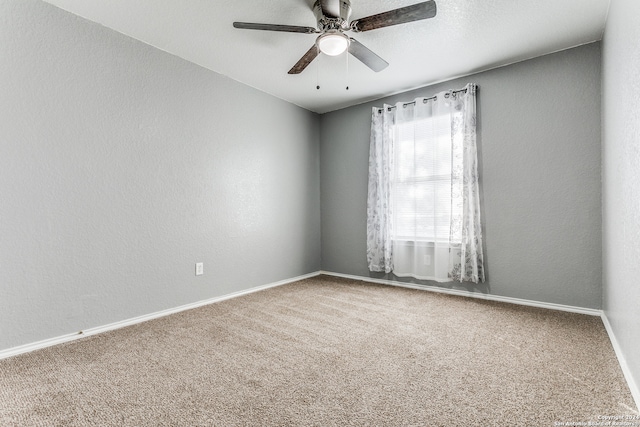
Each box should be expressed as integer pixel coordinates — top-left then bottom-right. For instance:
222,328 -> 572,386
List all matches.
318,33 -> 349,56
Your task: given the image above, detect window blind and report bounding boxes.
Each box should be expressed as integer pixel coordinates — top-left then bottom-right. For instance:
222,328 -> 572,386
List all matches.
392,113 -> 461,243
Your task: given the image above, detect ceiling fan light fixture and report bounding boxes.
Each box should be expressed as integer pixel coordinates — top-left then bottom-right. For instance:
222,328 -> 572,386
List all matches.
317,31 -> 349,56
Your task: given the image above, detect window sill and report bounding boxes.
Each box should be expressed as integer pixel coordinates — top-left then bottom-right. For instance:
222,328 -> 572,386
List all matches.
392,239 -> 461,247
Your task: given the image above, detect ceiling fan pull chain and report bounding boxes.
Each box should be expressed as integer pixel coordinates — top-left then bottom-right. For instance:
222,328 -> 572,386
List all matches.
316,55 -> 320,90
346,50 -> 350,90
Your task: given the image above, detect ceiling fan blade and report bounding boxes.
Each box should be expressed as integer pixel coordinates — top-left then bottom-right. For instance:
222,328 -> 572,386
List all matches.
288,45 -> 320,74
233,22 -> 318,34
350,1 -> 437,32
348,38 -> 388,72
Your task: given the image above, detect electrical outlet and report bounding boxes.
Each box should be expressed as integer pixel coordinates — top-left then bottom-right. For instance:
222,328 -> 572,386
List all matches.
195,262 -> 204,276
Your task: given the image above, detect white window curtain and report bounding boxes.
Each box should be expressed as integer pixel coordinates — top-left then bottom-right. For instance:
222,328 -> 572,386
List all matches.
366,83 -> 485,283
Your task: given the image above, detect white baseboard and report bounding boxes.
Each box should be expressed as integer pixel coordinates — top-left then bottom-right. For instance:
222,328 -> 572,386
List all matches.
0,271 -> 322,361
319,270 -> 602,316
601,313 -> 640,413
4,268 -> 637,414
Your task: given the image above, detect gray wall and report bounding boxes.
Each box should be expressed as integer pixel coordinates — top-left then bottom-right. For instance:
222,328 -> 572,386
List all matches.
0,0 -> 611,356
0,0 -> 321,351
602,0 -> 640,401
320,42 -> 602,309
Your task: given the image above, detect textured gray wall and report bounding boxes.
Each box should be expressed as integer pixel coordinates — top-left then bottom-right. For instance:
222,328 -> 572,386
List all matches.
602,0 -> 640,401
320,43 -> 602,308
0,0 -> 320,351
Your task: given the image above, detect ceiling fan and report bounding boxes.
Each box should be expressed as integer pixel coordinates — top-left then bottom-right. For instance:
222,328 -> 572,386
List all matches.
233,0 -> 437,74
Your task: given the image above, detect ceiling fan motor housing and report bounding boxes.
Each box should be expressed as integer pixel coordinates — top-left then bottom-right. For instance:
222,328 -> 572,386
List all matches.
313,0 -> 352,31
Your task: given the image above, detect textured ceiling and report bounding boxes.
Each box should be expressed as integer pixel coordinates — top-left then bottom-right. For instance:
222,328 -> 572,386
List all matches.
41,0 -> 610,113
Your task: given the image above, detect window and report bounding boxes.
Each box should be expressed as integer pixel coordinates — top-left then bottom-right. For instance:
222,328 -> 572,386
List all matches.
391,113 -> 462,244
367,84 -> 483,283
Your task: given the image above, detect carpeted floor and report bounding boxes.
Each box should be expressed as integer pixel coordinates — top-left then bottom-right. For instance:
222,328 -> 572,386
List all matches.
0,275 -> 637,426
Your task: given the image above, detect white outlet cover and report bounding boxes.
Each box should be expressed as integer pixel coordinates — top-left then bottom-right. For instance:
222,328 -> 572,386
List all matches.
195,262 -> 203,276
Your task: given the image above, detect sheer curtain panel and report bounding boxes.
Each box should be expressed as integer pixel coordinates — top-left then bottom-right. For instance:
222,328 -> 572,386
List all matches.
366,83 -> 485,283
366,106 -> 395,273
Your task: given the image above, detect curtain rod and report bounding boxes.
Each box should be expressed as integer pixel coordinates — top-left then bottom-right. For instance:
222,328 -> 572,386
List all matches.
377,87 -> 470,114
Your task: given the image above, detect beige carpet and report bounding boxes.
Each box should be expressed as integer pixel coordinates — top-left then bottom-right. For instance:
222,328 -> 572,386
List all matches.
0,275 -> 637,426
